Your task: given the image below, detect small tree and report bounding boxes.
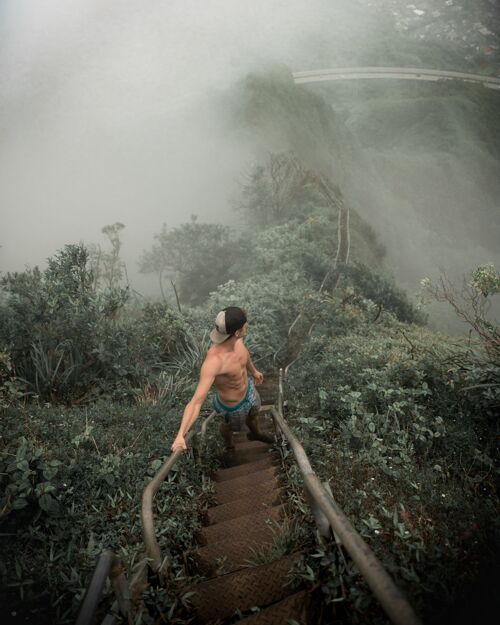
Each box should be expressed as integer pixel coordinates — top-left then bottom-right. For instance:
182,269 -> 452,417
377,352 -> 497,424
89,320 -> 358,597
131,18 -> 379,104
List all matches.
421,264 -> 500,360
0,244 -> 129,401
140,220 -> 247,306
88,222 -> 128,290
238,152 -> 324,227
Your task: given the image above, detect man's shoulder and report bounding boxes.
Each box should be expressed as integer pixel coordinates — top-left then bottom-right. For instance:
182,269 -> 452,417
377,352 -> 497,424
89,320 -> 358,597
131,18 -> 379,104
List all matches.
206,343 -> 221,358
202,347 -> 223,372
237,338 -> 249,354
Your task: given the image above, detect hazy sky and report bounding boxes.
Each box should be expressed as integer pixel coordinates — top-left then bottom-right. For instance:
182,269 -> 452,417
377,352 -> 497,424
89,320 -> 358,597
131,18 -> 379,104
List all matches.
0,0 -> 498,324
0,0 -> 373,281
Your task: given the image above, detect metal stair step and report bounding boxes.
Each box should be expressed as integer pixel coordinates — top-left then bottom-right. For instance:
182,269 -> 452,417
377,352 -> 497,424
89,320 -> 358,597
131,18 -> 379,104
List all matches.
259,393 -> 276,404
200,504 -> 285,545
232,440 -> 270,451
221,445 -> 274,468
237,589 -> 311,625
214,470 -> 280,504
188,527 -> 279,576
186,553 -> 301,622
214,455 -> 277,482
207,488 -> 283,525
257,379 -> 277,403
232,425 -> 275,444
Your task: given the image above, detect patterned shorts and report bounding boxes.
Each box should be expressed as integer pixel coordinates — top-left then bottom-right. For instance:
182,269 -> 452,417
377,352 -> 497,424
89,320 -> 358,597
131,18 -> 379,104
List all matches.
212,378 -> 261,432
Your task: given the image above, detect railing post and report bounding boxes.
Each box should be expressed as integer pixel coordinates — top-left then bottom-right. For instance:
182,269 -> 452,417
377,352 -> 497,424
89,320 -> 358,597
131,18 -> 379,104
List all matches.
200,410 -> 216,462
191,432 -> 201,465
110,557 -> 130,620
272,368 -> 285,442
278,368 -> 284,416
75,551 -> 126,625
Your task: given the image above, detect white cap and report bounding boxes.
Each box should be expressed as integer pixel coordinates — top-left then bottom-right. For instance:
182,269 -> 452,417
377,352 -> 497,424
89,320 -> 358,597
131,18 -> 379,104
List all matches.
209,307 -> 247,344
210,310 -> 231,344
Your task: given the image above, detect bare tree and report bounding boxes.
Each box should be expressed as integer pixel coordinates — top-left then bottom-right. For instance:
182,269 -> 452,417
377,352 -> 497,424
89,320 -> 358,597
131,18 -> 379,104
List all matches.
87,222 -> 128,290
422,266 -> 500,360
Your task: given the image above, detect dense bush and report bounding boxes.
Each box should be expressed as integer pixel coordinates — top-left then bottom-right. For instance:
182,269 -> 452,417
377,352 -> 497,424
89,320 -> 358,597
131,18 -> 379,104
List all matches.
0,398 -> 223,623
340,261 -> 427,325
0,246 -> 193,403
0,245 -> 129,401
285,293 -> 499,623
139,221 -> 252,306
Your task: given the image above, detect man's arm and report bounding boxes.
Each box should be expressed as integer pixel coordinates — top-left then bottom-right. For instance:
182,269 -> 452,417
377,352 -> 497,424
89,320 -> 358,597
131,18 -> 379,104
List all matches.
245,344 -> 264,385
171,357 -> 219,452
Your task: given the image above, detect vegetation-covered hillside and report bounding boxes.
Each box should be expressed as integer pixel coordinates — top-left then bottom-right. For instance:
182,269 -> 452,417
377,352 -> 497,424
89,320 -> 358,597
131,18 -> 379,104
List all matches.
1,69 -> 499,625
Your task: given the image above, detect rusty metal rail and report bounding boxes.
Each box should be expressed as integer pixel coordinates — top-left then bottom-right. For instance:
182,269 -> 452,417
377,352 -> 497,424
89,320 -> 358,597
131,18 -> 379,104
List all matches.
74,412 -> 216,625
272,369 -> 422,625
141,410 -> 216,576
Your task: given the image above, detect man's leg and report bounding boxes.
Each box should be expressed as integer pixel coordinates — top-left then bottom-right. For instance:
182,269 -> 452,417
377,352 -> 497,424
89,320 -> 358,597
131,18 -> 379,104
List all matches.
245,406 -> 274,444
218,421 -> 234,450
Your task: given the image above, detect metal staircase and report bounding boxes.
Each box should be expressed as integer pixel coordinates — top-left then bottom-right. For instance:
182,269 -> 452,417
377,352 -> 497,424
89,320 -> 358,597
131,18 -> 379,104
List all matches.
75,370 -> 421,625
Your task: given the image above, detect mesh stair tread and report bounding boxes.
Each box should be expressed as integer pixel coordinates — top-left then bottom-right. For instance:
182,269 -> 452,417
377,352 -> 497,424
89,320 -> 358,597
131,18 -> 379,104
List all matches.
231,440 -> 270,451
200,504 -> 285,545
187,553 -> 301,622
259,392 -> 277,404
232,426 -> 275,443
207,488 -> 283,524
188,527 -> 280,576
257,379 -> 277,403
214,455 -> 277,482
221,446 -> 274,468
214,471 -> 280,503
237,589 -> 311,625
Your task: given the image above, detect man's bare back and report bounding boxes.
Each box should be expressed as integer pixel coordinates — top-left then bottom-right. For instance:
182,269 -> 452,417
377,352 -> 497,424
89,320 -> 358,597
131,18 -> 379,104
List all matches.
170,307 -> 266,453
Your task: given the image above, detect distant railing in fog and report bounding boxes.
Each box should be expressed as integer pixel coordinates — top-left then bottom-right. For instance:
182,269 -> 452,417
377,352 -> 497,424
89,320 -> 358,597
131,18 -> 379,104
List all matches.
292,67 -> 500,90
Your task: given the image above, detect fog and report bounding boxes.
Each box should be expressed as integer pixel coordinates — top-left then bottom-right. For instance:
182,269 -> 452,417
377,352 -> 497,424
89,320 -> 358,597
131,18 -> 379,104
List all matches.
0,0 -> 364,280
0,0 -> 499,329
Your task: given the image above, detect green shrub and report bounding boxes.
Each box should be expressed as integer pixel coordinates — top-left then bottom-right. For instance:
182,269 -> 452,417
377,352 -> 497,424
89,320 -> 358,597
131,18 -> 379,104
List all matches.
0,245 -> 129,401
0,400 -> 222,622
340,261 -> 427,325
285,298 -> 499,622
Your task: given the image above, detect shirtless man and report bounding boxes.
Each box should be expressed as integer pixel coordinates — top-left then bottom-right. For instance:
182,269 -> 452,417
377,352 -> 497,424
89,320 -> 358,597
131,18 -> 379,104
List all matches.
171,307 -> 274,453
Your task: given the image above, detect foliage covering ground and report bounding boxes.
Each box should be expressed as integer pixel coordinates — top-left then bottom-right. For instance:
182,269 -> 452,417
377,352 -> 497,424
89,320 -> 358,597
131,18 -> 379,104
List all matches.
1,68 -> 499,625
285,291 -> 499,624
0,396 -> 227,624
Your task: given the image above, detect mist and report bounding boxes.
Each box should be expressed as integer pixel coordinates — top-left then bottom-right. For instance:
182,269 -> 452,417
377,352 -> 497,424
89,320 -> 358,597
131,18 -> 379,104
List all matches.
1,0 -> 499,329
0,0 -> 358,278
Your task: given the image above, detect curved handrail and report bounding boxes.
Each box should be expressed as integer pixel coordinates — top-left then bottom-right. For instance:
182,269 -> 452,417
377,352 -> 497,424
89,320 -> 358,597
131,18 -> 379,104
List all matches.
270,375 -> 422,625
141,411 -> 216,576
293,66 -> 500,90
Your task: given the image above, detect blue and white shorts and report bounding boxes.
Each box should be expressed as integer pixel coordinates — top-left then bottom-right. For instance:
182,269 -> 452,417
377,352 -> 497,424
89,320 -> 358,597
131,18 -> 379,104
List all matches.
212,378 -> 261,432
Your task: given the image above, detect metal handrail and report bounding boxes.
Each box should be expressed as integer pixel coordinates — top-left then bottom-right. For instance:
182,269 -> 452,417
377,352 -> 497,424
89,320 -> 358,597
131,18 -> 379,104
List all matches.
75,551 -> 129,625
141,411 -> 216,576
272,371 -> 421,625
292,66 -> 500,90
78,378 -> 422,625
